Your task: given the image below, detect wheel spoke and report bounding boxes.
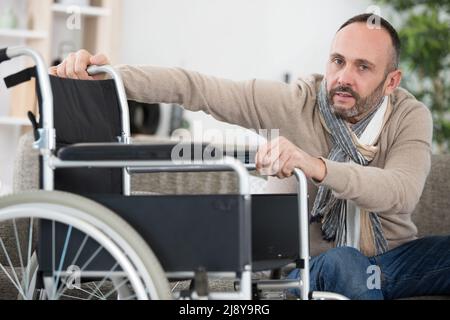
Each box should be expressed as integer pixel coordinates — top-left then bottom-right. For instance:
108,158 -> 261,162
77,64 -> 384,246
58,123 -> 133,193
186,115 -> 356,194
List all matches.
80,245 -> 103,271
70,285 -> 105,300
59,293 -> 91,301
54,234 -> 89,299
87,282 -> 106,300
55,244 -> 103,299
52,220 -> 55,294
25,217 -> 34,295
171,281 -> 182,293
52,225 -> 73,299
12,219 -> 25,286
0,237 -> 25,297
0,262 -> 26,299
103,278 -> 129,300
25,256 -> 38,300
68,234 -> 89,268
87,262 -> 119,300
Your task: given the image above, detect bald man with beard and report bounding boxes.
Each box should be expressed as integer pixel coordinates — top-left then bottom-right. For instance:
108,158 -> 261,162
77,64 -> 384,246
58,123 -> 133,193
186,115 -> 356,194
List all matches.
51,14 -> 450,299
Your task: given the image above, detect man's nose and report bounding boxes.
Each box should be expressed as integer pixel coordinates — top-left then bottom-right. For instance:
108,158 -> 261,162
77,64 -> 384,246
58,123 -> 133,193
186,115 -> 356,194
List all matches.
337,65 -> 355,87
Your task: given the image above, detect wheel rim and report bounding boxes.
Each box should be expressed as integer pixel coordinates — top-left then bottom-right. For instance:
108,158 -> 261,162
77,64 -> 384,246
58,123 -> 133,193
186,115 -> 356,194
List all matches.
0,203 -> 160,300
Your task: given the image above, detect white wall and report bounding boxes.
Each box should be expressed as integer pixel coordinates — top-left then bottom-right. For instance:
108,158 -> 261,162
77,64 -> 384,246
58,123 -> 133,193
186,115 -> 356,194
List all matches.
0,0 -> 29,116
119,0 -> 372,141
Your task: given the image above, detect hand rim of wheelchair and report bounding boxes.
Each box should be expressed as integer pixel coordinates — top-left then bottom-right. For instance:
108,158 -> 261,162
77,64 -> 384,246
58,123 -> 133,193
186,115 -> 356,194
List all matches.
0,191 -> 171,300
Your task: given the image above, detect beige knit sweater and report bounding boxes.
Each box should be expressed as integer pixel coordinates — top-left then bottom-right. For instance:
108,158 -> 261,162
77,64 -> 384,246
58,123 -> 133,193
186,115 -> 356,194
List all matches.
116,65 -> 433,257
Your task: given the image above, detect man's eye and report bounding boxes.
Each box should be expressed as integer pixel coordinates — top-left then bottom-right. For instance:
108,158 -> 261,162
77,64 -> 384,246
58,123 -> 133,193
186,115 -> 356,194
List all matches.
333,58 -> 343,65
359,65 -> 369,71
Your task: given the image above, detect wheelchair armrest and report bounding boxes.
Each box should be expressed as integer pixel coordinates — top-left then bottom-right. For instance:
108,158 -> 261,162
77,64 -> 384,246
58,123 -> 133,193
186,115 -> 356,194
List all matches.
57,142 -> 255,164
58,142 -> 210,161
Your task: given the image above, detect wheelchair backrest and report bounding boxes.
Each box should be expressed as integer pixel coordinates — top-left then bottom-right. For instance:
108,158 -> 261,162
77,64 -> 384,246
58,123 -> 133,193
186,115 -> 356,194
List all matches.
48,76 -> 124,194
4,69 -> 125,195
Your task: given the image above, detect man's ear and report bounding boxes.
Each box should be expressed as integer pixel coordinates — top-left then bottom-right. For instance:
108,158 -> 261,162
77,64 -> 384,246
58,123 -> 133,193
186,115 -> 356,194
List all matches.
384,69 -> 402,95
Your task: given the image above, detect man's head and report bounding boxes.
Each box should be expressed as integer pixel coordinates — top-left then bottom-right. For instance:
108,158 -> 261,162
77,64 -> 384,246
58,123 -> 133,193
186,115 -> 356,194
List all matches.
325,14 -> 402,122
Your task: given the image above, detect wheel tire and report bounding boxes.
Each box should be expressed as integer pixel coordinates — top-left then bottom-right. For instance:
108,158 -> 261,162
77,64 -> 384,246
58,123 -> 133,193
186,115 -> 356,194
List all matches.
0,190 -> 171,300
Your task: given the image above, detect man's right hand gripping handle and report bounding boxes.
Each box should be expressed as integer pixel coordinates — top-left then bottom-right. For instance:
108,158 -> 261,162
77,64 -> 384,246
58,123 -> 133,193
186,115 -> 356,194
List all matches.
48,49 -> 110,80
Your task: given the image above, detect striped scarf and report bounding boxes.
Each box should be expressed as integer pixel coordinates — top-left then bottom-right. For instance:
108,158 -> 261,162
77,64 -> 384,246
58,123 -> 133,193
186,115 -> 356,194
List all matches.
311,80 -> 389,256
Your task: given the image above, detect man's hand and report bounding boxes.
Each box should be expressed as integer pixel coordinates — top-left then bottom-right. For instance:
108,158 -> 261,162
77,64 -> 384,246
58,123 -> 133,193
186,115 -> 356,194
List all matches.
48,49 -> 110,80
255,136 -> 327,182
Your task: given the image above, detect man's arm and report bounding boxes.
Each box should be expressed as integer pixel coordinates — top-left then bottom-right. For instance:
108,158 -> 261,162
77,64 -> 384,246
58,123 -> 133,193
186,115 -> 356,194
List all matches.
317,105 -> 433,214
255,102 -> 433,215
115,64 -> 310,131
50,50 -> 312,131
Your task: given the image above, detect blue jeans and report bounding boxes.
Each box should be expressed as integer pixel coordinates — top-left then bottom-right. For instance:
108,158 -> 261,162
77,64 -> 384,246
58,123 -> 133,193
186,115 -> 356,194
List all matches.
287,235 -> 450,300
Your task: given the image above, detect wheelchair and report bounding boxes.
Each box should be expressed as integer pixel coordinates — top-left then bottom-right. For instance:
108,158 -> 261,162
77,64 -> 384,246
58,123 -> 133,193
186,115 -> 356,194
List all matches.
0,46 -> 348,300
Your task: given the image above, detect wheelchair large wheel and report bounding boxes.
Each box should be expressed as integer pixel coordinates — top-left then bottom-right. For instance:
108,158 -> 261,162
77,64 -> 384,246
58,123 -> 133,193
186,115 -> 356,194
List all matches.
0,191 -> 171,300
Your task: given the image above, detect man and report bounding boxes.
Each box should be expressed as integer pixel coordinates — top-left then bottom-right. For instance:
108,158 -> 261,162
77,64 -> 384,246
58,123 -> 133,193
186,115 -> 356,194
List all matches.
51,14 -> 450,299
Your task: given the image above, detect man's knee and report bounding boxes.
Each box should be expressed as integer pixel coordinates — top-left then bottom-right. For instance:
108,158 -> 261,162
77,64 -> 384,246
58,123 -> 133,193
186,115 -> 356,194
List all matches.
311,246 -> 366,284
312,246 -> 380,298
320,246 -> 363,268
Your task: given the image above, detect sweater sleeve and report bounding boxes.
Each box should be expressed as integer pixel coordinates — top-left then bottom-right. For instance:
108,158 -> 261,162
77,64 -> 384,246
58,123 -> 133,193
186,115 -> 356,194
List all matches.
115,64 -> 312,131
317,104 -> 433,214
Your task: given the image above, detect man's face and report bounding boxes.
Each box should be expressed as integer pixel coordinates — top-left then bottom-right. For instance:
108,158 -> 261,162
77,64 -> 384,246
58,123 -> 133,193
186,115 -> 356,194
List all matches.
325,22 -> 393,120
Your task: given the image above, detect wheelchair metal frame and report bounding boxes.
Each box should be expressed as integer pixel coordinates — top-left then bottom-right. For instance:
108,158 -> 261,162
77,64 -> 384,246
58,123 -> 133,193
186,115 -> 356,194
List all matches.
2,46 -> 348,300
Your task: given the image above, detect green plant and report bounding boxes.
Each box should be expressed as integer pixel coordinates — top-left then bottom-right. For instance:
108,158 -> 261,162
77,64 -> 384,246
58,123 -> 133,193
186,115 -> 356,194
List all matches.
377,0 -> 450,153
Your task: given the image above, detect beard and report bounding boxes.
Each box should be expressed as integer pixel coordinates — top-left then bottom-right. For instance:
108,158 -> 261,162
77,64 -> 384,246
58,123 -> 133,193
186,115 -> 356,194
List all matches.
328,77 -> 387,119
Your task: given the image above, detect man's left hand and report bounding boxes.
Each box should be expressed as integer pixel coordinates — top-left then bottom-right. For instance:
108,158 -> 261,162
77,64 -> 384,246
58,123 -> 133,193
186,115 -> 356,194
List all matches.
255,136 -> 327,181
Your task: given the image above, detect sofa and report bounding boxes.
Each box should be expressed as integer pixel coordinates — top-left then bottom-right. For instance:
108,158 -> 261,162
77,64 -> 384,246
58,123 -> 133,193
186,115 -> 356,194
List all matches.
1,132 -> 449,299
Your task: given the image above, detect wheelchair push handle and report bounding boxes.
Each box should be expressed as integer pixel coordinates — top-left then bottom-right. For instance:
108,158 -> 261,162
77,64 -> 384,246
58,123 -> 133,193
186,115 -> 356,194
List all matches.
86,64 -> 131,144
0,48 -> 11,63
0,46 -> 55,150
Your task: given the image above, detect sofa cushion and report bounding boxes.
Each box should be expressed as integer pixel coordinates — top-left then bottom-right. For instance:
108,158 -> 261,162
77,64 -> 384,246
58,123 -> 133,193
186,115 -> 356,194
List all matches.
412,155 -> 450,237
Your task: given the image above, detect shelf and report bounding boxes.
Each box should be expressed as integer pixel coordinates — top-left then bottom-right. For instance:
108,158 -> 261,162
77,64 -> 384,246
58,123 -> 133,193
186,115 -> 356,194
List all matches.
51,4 -> 111,17
0,28 -> 48,40
0,117 -> 31,127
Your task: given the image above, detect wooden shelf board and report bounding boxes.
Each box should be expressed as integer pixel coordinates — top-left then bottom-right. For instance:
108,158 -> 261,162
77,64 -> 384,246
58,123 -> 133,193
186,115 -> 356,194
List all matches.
51,4 -> 111,17
0,28 -> 48,40
0,117 -> 31,126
